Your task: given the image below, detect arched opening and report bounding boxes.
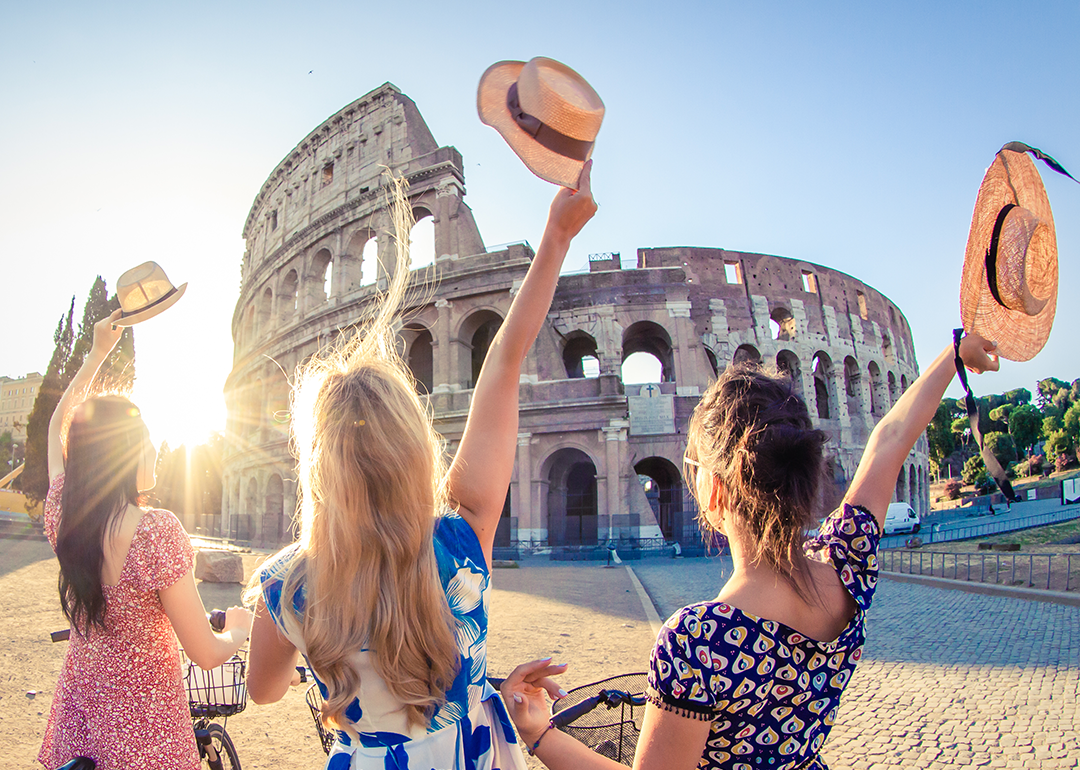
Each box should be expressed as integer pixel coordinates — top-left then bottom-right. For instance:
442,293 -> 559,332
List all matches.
770,307 -> 796,341
410,209 -> 435,269
544,448 -> 598,546
812,352 -> 834,420
634,457 -> 683,541
733,344 -> 762,367
901,374 -> 909,393
563,333 -> 600,379
265,474 -> 284,545
705,348 -> 719,377
309,248 -> 333,305
621,352 -> 662,384
896,465 -> 906,503
882,333 -> 897,368
341,230 -> 371,294
361,236 -> 380,286
241,306 -> 255,349
844,356 -> 862,417
240,478 -> 257,541
459,310 -> 504,389
405,324 -> 434,394
279,270 -> 299,324
257,287 -> 273,335
888,371 -> 898,405
909,466 -> 918,509
775,350 -> 803,397
868,361 -> 887,418
622,322 -> 675,383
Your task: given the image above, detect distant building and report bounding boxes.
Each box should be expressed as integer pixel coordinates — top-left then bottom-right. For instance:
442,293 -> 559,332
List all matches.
220,84 -> 928,548
0,372 -> 43,442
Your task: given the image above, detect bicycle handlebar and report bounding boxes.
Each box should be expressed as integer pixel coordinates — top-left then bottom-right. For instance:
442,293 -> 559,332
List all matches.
51,610 -> 227,643
550,689 -> 647,728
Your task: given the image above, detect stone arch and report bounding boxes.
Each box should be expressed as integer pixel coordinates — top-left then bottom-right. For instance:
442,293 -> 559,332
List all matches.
634,456 -> 684,541
458,308 -> 504,389
410,206 -> 435,269
541,447 -> 598,546
342,228 -> 375,294
257,287 -> 273,336
843,356 -> 863,417
403,323 -> 434,394
887,371 -> 898,405
308,247 -> 333,306
770,306 -> 796,341
563,332 -> 600,379
704,347 -> 719,377
909,464 -> 917,507
279,269 -> 299,325
229,477 -> 241,540
622,321 -> 675,383
733,344 -> 762,367
812,352 -> 834,420
241,305 -> 255,349
240,477 -> 257,541
896,465 -> 906,502
901,374 -> 910,393
868,361 -> 887,418
775,349 -> 803,397
882,332 -> 897,368
265,473 -> 285,545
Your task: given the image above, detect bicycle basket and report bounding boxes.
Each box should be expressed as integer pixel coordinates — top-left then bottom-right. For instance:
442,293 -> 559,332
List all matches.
551,673 -> 648,767
183,649 -> 248,718
305,683 -> 337,755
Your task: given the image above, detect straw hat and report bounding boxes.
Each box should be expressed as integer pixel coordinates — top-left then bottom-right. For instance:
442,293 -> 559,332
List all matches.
115,261 -> 187,327
960,146 -> 1058,362
478,57 -> 604,190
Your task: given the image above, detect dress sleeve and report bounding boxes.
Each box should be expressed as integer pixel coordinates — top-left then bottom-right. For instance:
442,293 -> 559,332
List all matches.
648,603 -> 746,720
259,546 -> 303,633
138,509 -> 195,592
43,473 -> 65,550
807,503 -> 880,611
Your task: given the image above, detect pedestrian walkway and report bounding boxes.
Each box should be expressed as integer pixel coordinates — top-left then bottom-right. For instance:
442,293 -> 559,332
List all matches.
632,556 -> 1080,769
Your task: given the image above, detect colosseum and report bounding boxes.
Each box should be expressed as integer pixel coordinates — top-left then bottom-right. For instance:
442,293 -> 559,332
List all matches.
218,83 -> 929,552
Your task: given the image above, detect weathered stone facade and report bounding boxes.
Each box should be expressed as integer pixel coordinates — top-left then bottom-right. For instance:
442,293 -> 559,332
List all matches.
220,84 -> 929,548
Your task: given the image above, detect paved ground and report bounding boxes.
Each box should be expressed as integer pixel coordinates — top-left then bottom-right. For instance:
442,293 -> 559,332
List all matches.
632,556 -> 1080,769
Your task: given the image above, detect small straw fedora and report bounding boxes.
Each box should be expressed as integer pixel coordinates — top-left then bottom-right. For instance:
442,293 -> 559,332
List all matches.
114,261 -> 187,327
478,57 -> 604,190
960,145 -> 1059,362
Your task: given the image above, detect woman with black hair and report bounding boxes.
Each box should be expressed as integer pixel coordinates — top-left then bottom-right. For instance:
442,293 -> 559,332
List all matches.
38,310 -> 251,770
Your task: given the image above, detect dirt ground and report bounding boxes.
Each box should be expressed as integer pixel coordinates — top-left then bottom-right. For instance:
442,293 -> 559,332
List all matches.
1,538 -> 656,769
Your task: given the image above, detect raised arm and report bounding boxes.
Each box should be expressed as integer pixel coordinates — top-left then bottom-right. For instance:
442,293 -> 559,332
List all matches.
845,333 -> 999,529
48,310 -> 124,481
448,162 -> 598,561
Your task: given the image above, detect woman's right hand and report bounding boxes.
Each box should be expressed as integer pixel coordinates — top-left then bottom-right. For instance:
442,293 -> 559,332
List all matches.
545,160 -> 598,244
958,332 -> 1000,375
91,309 -> 124,356
499,658 -> 569,746
223,605 -> 253,639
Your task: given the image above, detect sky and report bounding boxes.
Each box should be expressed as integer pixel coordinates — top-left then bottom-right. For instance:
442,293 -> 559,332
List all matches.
2,0 -> 1078,448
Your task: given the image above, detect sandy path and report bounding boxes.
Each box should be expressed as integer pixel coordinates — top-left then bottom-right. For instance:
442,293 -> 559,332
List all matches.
1,539 -> 656,769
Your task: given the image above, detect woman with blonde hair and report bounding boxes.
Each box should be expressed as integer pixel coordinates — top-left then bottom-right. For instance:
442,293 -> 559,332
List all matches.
245,164 -> 598,768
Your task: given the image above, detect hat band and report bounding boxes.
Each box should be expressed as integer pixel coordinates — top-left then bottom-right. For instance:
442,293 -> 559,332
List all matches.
984,203 -> 1015,310
507,83 -> 593,163
120,285 -> 179,318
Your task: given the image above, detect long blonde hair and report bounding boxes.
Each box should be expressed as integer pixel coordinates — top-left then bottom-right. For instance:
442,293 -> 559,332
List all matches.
253,173 -> 458,730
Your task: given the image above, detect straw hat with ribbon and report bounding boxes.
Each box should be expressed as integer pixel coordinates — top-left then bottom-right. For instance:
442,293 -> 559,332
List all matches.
114,261 -> 187,327
955,141 -> 1076,504
478,57 -> 604,190
960,142 -> 1077,361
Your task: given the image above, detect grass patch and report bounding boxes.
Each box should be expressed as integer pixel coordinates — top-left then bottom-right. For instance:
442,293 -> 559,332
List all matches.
977,518 -> 1080,546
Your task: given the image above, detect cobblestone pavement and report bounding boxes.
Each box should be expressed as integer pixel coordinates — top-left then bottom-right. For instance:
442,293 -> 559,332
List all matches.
632,556 -> 1080,769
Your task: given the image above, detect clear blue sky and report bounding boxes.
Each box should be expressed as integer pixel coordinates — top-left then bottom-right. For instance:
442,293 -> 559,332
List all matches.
2,0 -> 1078,445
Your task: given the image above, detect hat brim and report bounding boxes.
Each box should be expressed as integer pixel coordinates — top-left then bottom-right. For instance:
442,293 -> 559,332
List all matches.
960,151 -> 1057,362
114,283 -> 188,327
477,61 -> 590,190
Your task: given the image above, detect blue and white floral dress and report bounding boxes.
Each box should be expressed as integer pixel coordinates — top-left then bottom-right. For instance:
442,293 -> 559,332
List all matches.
260,512 -> 525,770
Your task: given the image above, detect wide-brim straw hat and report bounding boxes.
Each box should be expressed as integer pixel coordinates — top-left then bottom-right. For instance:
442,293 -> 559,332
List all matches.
478,57 -> 604,190
960,146 -> 1058,362
115,261 -> 187,327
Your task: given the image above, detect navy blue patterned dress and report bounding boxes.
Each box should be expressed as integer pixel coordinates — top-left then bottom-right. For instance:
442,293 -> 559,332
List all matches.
260,512 -> 525,770
647,503 -> 880,770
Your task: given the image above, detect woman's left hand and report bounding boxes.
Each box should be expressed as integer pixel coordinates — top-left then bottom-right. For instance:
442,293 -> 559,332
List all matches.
499,658 -> 569,747
91,309 -> 124,356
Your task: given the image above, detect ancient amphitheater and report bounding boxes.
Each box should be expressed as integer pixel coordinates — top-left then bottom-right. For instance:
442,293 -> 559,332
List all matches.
218,83 -> 928,550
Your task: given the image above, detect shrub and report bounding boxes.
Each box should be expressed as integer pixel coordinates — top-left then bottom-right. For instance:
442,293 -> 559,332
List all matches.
962,454 -> 986,486
944,479 -> 963,500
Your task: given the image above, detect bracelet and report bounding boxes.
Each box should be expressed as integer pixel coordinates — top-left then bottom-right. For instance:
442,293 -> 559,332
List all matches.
528,720 -> 556,756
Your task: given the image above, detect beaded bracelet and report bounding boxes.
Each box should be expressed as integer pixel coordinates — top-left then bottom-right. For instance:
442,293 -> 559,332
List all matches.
528,720 -> 556,756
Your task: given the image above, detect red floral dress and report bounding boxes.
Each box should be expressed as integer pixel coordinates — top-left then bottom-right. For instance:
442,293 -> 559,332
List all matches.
38,474 -> 200,770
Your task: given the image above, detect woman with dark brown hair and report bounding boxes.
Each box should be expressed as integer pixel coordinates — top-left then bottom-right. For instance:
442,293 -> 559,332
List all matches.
501,333 -> 999,770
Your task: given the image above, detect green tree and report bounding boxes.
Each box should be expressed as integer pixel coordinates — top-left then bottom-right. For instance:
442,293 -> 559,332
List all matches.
983,431 -> 1017,467
1008,404 -> 1041,457
962,454 -> 987,487
1036,378 -> 1069,409
927,400 -> 958,467
1003,387 -> 1032,407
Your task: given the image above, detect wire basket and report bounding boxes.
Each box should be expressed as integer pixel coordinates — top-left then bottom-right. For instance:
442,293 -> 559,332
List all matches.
551,673 -> 648,767
305,683 -> 337,755
183,649 -> 248,718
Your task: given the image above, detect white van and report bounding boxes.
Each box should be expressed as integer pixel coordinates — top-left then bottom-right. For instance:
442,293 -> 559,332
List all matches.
884,503 -> 920,535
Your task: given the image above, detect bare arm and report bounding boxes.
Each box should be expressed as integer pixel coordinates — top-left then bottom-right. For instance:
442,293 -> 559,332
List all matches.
158,570 -> 251,670
448,162 -> 597,562
246,594 -> 302,705
48,310 -> 123,481
845,333 -> 999,528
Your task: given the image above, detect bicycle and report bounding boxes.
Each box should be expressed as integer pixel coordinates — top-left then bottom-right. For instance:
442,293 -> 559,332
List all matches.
50,610 -> 247,770
302,670 -> 648,767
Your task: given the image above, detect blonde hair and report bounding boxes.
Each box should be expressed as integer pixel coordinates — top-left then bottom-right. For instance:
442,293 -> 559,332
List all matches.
251,173 -> 458,731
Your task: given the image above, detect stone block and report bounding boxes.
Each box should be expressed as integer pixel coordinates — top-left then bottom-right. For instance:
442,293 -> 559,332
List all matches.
195,549 -> 244,583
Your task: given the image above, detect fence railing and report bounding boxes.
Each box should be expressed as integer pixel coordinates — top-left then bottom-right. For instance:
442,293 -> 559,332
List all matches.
878,506 -> 1080,550
881,550 -> 1078,592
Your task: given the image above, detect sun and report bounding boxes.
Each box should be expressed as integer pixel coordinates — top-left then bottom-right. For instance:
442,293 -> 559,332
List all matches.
131,381 -> 225,450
